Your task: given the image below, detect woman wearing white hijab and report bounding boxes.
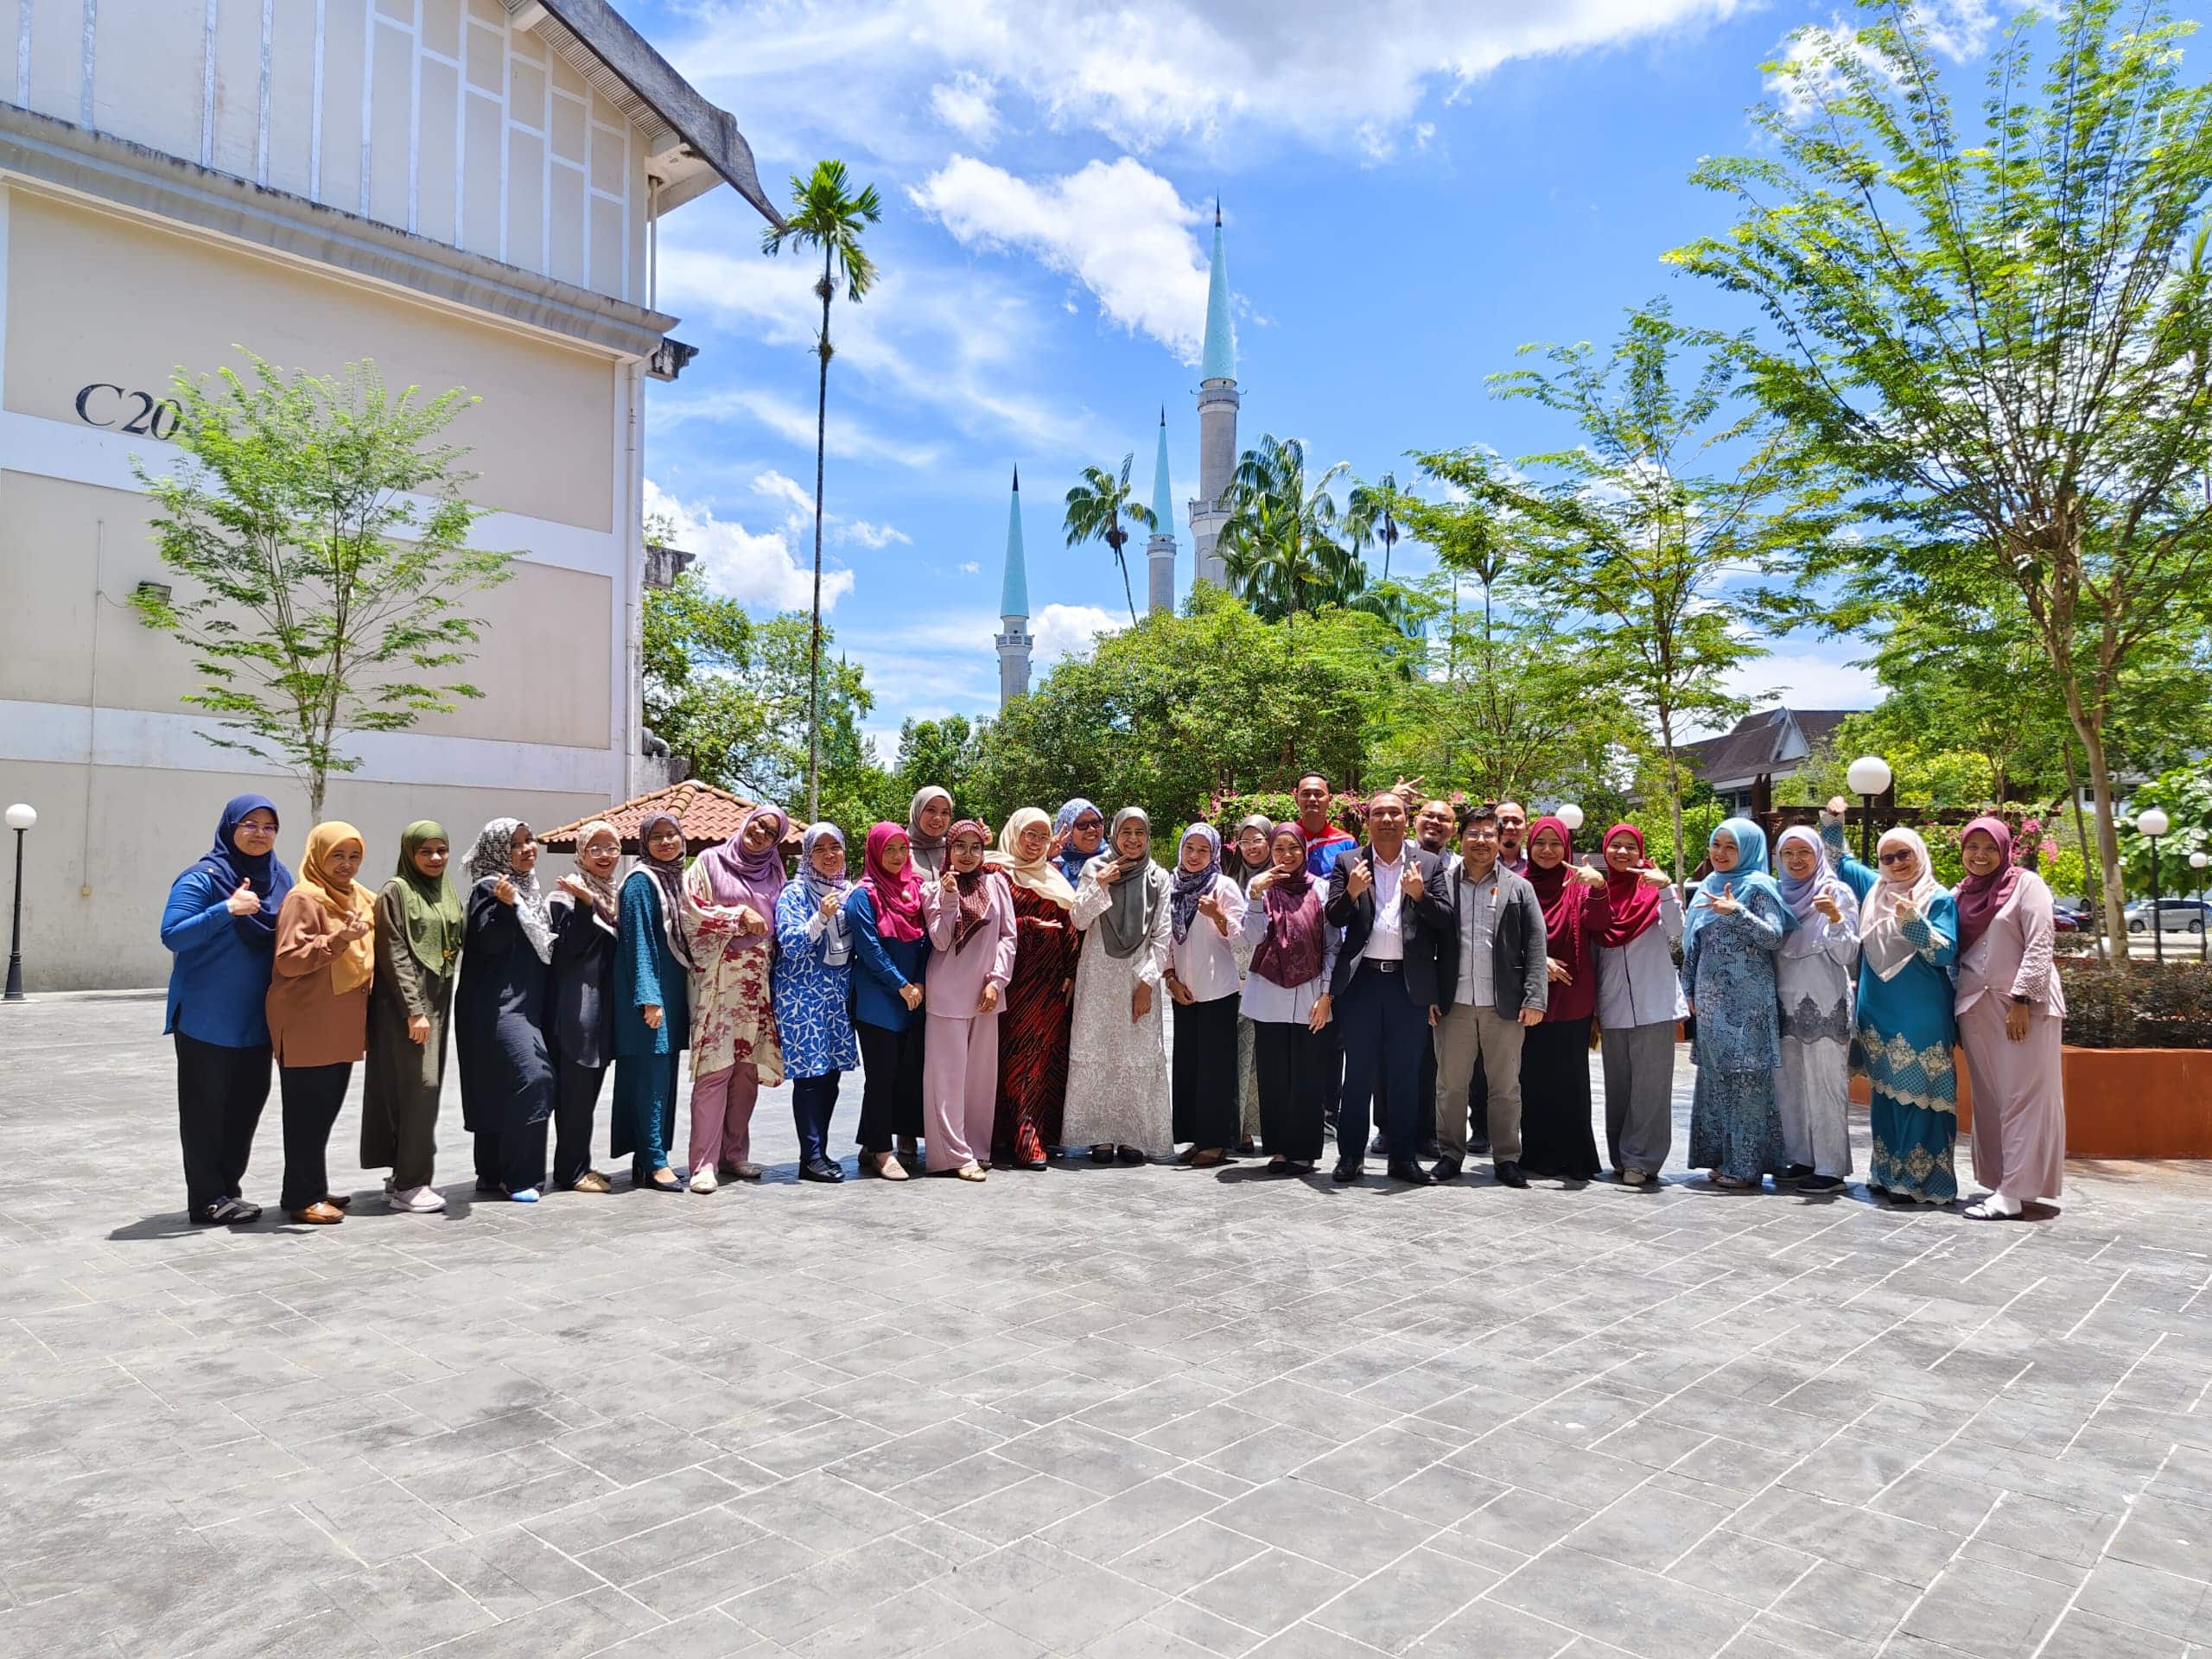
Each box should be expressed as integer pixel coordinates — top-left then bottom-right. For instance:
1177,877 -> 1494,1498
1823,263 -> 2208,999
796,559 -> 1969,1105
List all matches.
1822,801 -> 1961,1205
1165,823 -> 1246,1166
1064,807 -> 1173,1163
1772,825 -> 1860,1192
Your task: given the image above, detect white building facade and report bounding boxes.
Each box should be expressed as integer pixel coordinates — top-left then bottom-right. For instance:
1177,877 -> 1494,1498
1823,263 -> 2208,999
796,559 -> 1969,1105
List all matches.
0,0 -> 777,988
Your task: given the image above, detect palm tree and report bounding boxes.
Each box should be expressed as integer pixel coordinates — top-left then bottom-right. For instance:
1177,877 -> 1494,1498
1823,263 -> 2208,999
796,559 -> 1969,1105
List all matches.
1344,471 -> 1411,582
1217,434 -> 1351,627
763,159 -> 881,821
1064,454 -> 1156,626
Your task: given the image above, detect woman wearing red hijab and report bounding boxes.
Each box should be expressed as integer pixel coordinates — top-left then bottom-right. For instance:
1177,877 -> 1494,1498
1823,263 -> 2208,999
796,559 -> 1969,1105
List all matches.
1516,815 -> 1610,1182
1592,823 -> 1685,1186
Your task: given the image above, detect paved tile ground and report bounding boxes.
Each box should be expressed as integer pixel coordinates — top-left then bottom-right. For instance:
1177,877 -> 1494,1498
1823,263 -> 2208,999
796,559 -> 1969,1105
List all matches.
3,993 -> 2211,1659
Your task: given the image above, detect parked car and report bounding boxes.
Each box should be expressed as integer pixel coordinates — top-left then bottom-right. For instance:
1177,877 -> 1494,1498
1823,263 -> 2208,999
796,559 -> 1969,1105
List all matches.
2124,898 -> 2210,936
2050,897 -> 2090,934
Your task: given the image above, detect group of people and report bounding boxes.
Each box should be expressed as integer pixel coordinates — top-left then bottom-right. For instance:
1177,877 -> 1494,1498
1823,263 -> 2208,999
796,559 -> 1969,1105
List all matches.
159,773 -> 2066,1227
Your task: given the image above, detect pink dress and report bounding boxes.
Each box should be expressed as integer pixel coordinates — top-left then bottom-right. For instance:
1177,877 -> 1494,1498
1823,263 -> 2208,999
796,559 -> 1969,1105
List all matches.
1955,869 -> 2066,1204
919,874 -> 1018,1172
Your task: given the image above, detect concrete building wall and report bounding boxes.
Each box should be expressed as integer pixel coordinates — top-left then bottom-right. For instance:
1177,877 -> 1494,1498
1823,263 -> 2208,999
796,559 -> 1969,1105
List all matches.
10,0 -> 651,308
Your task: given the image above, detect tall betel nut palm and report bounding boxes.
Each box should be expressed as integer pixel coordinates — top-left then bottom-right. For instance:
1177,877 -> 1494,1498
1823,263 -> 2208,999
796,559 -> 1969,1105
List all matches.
1064,454 -> 1157,627
764,159 -> 881,821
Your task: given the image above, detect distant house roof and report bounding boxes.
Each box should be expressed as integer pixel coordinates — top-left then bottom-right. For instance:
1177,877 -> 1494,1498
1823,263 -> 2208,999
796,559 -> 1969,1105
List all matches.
1681,709 -> 1856,790
518,0 -> 784,227
537,780 -> 796,855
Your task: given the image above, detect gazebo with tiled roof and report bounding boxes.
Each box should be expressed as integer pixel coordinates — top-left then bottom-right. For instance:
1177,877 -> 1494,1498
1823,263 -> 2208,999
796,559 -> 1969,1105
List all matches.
536,780 -> 791,856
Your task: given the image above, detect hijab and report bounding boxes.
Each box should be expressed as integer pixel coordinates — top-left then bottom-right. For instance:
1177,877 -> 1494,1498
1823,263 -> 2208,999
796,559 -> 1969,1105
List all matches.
1224,812 -> 1276,889
1090,806 -> 1164,960
565,820 -> 621,928
1775,824 -> 1859,961
1597,823 -> 1665,950
389,820 -> 463,979
695,804 -> 789,912
296,821 -> 377,995
1053,797 -> 1104,885
1685,817 -> 1796,950
1249,823 -> 1326,988
1523,817 -> 1582,945
989,806 -> 1077,908
464,817 -> 554,964
858,822 -> 925,943
1170,823 -> 1223,944
799,822 -> 853,967
188,792 -> 292,950
1952,816 -> 2020,959
907,786 -> 953,880
945,818 -> 995,950
634,810 -> 697,969
1862,825 -> 1940,982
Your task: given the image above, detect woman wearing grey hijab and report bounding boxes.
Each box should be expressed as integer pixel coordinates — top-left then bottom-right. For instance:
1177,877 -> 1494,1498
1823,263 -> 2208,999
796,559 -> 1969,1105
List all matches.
906,786 -> 954,881
1062,807 -> 1173,1163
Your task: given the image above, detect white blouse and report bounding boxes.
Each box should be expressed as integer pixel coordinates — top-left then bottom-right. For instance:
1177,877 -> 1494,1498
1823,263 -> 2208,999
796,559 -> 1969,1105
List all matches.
1168,873 -> 1246,1003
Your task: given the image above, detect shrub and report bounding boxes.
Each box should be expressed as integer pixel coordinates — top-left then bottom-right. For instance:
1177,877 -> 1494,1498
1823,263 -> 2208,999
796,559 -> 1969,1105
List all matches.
2057,961 -> 2212,1050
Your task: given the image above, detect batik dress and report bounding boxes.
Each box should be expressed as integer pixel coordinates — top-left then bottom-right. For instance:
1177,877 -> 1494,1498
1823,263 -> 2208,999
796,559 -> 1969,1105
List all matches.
994,880 -> 1079,1161
1821,822 -> 1960,1201
772,881 -> 858,1080
1681,884 -> 1789,1183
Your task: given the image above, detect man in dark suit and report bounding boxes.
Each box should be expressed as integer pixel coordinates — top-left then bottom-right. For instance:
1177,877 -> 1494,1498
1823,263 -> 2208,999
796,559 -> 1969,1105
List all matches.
1325,791 -> 1454,1185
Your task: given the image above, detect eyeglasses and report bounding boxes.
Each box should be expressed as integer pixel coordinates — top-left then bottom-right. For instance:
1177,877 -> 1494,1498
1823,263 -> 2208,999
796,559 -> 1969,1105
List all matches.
1878,849 -> 1916,866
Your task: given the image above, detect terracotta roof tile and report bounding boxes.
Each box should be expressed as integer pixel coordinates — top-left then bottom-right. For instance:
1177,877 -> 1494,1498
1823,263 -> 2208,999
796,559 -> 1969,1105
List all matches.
537,780 -> 794,855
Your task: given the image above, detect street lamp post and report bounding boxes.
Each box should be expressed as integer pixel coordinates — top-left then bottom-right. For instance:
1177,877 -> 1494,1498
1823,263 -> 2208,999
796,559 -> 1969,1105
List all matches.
2192,850 -> 2209,964
2139,808 -> 2171,967
3,803 -> 35,1002
1847,755 -> 1892,867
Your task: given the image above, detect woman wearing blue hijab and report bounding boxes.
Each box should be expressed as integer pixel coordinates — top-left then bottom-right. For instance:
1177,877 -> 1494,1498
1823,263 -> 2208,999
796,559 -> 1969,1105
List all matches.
161,793 -> 294,1224
1681,817 -> 1796,1190
1052,798 -> 1106,887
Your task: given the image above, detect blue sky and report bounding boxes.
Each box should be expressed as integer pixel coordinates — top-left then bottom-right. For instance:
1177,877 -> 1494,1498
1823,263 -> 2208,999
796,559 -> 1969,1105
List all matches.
624,0 -> 2002,756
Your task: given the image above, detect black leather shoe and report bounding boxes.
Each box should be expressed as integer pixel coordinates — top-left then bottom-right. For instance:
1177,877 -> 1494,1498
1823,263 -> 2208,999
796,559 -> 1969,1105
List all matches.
1469,1138 -> 1492,1156
1367,1132 -> 1389,1157
1388,1160 -> 1436,1185
799,1158 -> 845,1183
1431,1158 -> 1462,1183
1332,1158 -> 1363,1185
1417,1140 -> 1440,1160
1493,1160 -> 1529,1188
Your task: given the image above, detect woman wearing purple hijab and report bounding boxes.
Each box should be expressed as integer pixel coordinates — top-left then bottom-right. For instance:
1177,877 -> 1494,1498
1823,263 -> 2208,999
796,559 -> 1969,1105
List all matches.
679,804 -> 790,1191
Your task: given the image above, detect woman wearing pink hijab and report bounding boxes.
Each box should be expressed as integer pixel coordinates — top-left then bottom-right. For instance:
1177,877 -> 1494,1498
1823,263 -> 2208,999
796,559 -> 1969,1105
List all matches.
1953,817 -> 2065,1220
679,804 -> 789,1192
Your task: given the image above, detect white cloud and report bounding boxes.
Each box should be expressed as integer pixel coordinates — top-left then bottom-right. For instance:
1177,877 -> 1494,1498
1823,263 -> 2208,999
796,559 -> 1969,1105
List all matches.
930,71 -> 1001,144
1034,601 -> 1122,666
650,385 -> 947,470
911,156 -> 1211,362
1766,3 -> 1997,120
748,467 -> 914,547
958,560 -> 981,575
672,0 -> 1755,161
642,477 -> 853,614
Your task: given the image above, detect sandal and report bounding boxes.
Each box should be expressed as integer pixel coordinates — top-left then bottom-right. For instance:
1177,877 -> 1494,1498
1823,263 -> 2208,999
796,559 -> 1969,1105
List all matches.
1963,1197 -> 2024,1220
956,1162 -> 988,1183
1189,1149 -> 1226,1168
870,1151 -> 910,1182
1266,1156 -> 1289,1174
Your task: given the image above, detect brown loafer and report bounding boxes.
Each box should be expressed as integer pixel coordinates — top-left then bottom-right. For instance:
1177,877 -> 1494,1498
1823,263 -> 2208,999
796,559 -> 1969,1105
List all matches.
571,1171 -> 612,1193
724,1162 -> 765,1181
322,1193 -> 353,1210
289,1202 -> 344,1225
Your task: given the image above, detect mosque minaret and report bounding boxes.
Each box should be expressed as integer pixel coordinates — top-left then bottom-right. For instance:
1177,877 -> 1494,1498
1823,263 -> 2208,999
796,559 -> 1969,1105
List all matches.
1190,200 -> 1238,588
1146,407 -> 1177,616
996,466 -> 1033,709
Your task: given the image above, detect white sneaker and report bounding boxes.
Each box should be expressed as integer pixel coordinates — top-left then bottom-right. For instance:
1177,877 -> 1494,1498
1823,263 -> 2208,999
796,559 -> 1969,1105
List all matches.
389,1185 -> 446,1212
689,1167 -> 717,1194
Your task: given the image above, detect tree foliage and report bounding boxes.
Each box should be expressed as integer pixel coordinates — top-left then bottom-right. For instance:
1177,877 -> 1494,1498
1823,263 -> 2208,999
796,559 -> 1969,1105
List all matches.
1670,0 -> 2212,950
130,354 -> 513,817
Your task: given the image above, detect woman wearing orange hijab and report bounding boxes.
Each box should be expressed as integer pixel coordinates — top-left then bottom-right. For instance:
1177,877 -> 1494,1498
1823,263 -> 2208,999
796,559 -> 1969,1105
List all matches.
266,822 -> 377,1224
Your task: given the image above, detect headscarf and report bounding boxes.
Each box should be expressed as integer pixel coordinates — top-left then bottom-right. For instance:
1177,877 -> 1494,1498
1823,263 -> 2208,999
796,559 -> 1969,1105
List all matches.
1170,823 -> 1223,944
1952,816 -> 2020,959
799,822 -> 853,967
566,820 -> 621,927
907,786 -> 953,880
296,821 -> 377,994
188,792 -> 292,950
945,818 -> 995,950
1249,823 -> 1326,988
989,807 -> 1076,908
389,820 -> 463,978
1053,797 -> 1105,885
1522,816 -> 1581,944
634,810 -> 697,969
859,823 -> 926,942
1598,823 -> 1665,950
1684,816 -> 1796,950
1861,825 -> 1939,982
1224,812 -> 1277,889
1090,807 -> 1164,960
1775,824 -> 1859,961
464,817 -> 554,964
695,804 -> 789,912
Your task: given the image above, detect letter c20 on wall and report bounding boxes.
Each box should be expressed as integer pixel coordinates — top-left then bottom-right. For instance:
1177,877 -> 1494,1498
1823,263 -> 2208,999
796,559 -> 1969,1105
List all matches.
73,383 -> 181,441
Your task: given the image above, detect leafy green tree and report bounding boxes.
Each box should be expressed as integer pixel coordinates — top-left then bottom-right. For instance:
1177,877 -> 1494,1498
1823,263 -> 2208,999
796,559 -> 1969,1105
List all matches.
130,354 -> 514,818
1670,0 -> 2212,951
763,158 -> 882,823
1453,301 -> 1805,881
1064,454 -> 1156,627
893,715 -> 988,810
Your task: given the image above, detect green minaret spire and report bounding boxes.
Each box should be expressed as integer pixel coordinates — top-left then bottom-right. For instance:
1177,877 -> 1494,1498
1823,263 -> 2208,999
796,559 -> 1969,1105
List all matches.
1150,407 -> 1174,532
999,464 -> 1028,620
1200,199 -> 1234,382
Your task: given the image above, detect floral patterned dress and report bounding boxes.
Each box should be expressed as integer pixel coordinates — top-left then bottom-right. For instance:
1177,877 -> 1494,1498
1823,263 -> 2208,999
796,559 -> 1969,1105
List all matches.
772,883 -> 858,1080
682,863 -> 785,1086
1681,885 -> 1789,1183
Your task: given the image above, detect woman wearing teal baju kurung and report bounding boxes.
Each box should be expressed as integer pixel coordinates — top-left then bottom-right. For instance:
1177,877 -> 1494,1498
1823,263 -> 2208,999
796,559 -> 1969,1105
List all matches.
1681,817 -> 1795,1188
1821,810 -> 1960,1204
612,812 -> 694,1191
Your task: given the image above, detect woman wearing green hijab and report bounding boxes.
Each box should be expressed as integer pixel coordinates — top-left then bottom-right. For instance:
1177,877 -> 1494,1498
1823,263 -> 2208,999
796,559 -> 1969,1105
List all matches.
364,821 -> 464,1211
